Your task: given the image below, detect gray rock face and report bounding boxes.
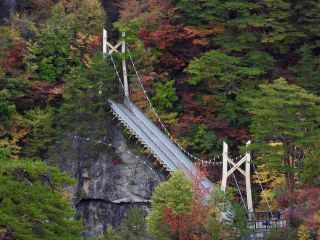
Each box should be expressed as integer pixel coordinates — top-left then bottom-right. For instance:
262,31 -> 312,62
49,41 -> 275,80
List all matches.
50,114 -> 165,237
0,0 -> 16,23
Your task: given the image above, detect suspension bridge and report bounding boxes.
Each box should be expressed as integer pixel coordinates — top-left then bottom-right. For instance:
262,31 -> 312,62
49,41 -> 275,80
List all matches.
101,29 -> 287,236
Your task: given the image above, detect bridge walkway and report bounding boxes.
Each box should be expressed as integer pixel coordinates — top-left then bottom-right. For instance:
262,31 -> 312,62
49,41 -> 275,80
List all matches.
109,98 -> 215,192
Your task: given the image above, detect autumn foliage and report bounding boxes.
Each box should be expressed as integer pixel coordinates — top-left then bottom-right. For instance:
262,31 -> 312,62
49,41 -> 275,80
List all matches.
148,168 -> 213,240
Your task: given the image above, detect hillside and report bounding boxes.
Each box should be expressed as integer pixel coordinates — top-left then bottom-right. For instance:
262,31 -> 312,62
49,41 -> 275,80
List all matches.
0,0 -> 320,239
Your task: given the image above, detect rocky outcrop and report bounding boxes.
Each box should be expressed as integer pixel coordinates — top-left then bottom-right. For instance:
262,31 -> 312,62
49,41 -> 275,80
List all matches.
49,113 -> 165,237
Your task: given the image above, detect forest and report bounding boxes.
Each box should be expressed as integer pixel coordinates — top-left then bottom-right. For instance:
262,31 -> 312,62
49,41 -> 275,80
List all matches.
0,0 -> 320,239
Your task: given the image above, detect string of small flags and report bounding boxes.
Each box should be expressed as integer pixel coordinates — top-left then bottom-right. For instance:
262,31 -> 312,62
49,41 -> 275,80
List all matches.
74,136 -> 162,183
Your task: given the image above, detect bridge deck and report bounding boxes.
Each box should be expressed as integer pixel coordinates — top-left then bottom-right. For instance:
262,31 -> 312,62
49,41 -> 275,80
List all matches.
109,98 -> 215,192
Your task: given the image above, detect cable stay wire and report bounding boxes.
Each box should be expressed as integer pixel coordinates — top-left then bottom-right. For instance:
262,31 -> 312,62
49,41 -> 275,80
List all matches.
251,162 -> 273,217
74,136 -> 162,183
106,45 -> 125,91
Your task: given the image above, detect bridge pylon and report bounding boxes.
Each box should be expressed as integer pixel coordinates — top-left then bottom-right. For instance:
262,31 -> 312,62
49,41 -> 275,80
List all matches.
103,29 -> 129,97
221,141 -> 253,215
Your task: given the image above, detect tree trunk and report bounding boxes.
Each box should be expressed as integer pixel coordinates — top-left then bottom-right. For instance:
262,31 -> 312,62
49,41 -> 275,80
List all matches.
287,171 -> 296,227
284,144 -> 296,228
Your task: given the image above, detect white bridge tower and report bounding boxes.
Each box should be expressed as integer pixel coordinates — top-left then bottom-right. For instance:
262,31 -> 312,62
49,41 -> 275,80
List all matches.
103,29 -> 129,97
221,141 -> 253,213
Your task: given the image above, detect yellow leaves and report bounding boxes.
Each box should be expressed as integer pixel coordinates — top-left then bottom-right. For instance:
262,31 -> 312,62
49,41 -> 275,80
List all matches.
252,164 -> 285,210
298,225 -> 312,240
0,114 -> 29,159
62,191 -> 75,201
48,84 -> 65,97
269,141 -> 283,146
61,0 -> 105,35
117,0 -> 172,27
74,32 -> 98,67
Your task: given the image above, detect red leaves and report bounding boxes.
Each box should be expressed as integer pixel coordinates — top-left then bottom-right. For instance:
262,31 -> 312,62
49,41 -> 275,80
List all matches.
140,21 -> 187,50
277,188 -> 320,228
88,36 -> 102,47
295,188 -> 320,228
130,73 -> 156,109
139,21 -> 194,70
190,163 -> 212,201
1,42 -> 26,75
16,82 -> 65,110
160,206 -> 191,239
159,167 -> 212,240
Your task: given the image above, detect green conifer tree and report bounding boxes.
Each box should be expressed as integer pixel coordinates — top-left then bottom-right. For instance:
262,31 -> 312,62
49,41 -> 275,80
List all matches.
246,78 -> 320,225
0,156 -> 82,240
119,206 -> 149,240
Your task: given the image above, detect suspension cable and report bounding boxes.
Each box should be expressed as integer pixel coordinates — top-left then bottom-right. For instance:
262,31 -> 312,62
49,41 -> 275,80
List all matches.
251,162 -> 273,217
126,46 -> 222,163
105,44 -> 125,91
227,161 -> 248,212
105,49 -> 223,167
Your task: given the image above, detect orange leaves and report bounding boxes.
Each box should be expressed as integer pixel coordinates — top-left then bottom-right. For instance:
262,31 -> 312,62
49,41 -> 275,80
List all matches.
184,24 -> 225,46
88,35 -> 102,47
140,21 -> 187,50
74,32 -> 102,67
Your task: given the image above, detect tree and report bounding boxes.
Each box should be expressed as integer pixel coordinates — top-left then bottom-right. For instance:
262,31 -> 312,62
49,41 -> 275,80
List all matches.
119,206 -> 149,240
104,227 -> 121,240
146,169 -> 237,240
246,78 -> 320,225
21,107 -> 54,159
0,89 -> 16,127
66,0 -> 105,36
289,45 -> 320,93
153,80 -> 178,112
0,156 -> 82,240
146,171 -> 194,240
301,148 -> 320,187
58,54 -> 115,135
297,225 -> 311,240
25,4 -> 76,82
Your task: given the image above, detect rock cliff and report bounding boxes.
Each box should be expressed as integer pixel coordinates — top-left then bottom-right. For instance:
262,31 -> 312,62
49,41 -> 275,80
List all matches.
50,113 -> 165,237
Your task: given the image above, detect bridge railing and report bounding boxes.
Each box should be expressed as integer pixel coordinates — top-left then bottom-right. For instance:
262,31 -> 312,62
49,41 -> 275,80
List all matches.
251,211 -> 282,221
247,219 -> 287,230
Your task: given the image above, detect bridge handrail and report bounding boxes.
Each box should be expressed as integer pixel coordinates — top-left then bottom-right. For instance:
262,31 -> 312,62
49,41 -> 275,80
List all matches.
124,98 -> 215,191
247,219 -> 287,229
109,99 -> 178,171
